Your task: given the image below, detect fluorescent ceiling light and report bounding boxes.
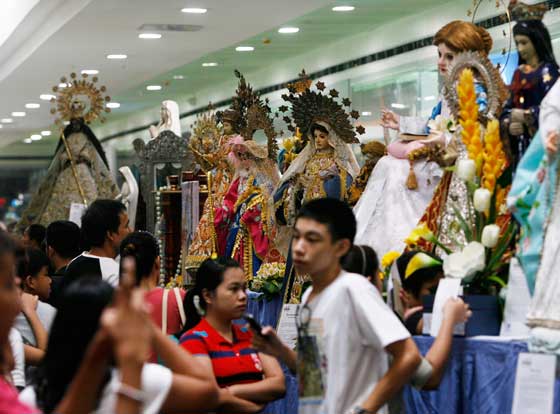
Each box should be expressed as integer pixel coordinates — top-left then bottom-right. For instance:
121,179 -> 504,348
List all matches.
40,94 -> 56,101
12,112 -> 25,117
361,111 -> 372,116
332,5 -> 355,11
58,83 -> 69,88
181,7 -> 207,14
81,69 -> 99,75
235,46 -> 254,52
30,134 -> 42,141
41,130 -> 51,136
146,85 -> 162,91
202,62 -> 218,67
1,118 -> 13,123
424,95 -> 436,101
107,54 -> 127,60
278,27 -> 299,34
0,0 -> 40,49
173,75 -> 185,80
391,103 -> 407,109
24,138 -> 32,144
25,103 -> 40,109
138,33 -> 162,39
106,102 -> 121,108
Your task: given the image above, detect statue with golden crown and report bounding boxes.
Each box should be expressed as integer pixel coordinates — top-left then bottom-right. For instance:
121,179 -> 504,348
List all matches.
18,73 -> 118,230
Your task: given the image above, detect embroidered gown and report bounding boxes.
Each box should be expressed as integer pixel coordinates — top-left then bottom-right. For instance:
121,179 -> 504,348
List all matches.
186,134 -> 236,267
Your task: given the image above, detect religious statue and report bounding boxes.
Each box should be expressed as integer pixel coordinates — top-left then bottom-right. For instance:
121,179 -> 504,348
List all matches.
186,71 -> 264,268
149,100 -> 182,139
274,72 -> 363,300
18,73 -> 118,230
511,79 -> 560,353
500,0 -> 559,169
354,21 -> 497,258
116,166 -> 139,230
214,137 -> 283,278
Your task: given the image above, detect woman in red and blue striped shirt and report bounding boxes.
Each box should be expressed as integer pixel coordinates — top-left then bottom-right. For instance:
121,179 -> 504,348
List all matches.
180,257 -> 285,413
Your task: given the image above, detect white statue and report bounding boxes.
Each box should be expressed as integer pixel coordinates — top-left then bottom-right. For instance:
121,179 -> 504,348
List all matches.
149,100 -> 181,138
116,166 -> 139,230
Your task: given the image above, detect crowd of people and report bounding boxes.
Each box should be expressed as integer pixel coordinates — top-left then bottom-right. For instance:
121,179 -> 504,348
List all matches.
0,196 -> 472,414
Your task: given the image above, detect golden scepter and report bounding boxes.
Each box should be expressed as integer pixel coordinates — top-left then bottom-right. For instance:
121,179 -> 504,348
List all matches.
60,130 -> 88,206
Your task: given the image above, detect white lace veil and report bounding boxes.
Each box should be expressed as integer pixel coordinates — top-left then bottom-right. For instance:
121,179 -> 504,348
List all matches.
279,120 -> 360,186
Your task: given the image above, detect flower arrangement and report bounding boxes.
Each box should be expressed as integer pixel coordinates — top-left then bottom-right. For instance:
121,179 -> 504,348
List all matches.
380,251 -> 401,288
250,262 -> 286,301
404,69 -> 515,294
280,129 -> 305,171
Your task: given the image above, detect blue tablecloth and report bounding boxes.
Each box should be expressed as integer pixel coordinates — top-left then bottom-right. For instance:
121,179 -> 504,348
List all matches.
243,296 -> 560,414
404,336 -> 560,414
247,292 -> 298,413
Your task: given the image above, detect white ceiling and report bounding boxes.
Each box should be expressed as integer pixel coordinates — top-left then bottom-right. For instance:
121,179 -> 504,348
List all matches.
0,0 -> 331,147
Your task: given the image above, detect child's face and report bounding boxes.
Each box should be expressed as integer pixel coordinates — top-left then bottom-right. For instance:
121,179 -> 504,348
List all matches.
416,274 -> 443,302
27,266 -> 52,301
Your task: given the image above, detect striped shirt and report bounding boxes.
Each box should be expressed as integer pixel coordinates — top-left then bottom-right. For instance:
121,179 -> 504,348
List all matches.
180,318 -> 264,387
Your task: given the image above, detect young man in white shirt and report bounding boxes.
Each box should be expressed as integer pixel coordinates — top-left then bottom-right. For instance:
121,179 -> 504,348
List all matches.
254,198 -> 421,414
64,199 -> 131,288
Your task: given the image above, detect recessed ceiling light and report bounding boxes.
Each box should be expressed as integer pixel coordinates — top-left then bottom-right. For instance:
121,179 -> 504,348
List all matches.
107,54 -> 127,60
236,46 -> 254,52
30,134 -> 42,141
278,27 -> 300,34
24,138 -> 32,144
1,118 -> 13,123
41,130 -> 51,136
424,95 -> 436,101
332,5 -> 355,11
202,62 -> 218,67
12,112 -> 25,117
138,33 -> 162,39
106,102 -> 121,108
391,103 -> 407,109
58,83 -> 69,88
361,111 -> 372,116
146,85 -> 162,91
25,103 -> 40,109
181,7 -> 207,14
81,69 -> 99,75
40,94 -> 56,101
173,75 -> 186,80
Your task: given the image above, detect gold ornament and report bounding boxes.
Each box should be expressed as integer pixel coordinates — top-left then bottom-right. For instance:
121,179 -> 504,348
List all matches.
50,73 -> 111,125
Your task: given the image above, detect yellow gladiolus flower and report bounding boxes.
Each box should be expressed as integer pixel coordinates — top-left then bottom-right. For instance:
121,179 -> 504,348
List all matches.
381,251 -> 401,269
458,69 -> 483,176
482,119 -> 507,193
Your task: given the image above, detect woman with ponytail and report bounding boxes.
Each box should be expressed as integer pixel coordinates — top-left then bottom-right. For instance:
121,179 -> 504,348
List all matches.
119,232 -> 186,337
180,257 -> 285,413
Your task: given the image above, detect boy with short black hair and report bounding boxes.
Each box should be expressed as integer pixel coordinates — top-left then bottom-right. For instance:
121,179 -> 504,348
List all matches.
64,199 -> 130,288
254,198 -> 421,414
45,220 -> 81,307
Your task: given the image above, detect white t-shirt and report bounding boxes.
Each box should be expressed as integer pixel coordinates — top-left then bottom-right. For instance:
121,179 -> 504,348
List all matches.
14,301 -> 57,346
298,271 -> 410,414
20,363 -> 172,414
8,328 -> 25,388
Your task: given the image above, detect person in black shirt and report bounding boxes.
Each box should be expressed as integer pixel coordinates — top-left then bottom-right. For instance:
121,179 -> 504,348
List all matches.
63,199 -> 130,289
45,221 -> 81,308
